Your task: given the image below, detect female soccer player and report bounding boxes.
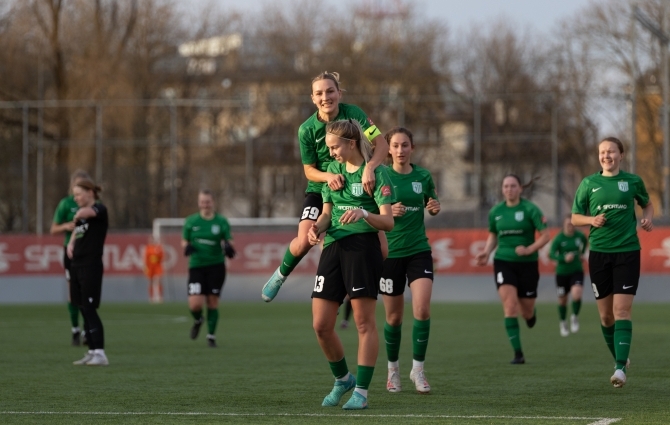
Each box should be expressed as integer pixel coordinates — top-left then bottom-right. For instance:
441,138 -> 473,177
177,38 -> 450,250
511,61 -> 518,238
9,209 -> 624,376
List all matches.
307,119 -> 394,410
548,214 -> 588,337
68,178 -> 109,366
51,169 -> 91,346
380,127 -> 440,394
144,235 -> 165,303
475,175 -> 550,364
182,190 -> 235,348
571,137 -> 653,388
262,71 -> 389,302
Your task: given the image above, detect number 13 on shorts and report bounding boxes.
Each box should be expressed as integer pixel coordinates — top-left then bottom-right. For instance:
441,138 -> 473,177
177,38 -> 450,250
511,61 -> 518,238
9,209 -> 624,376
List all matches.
314,275 -> 324,292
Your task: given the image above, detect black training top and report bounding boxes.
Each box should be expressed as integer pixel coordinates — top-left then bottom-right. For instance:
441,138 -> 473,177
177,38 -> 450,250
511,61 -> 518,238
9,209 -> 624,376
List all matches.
71,203 -> 108,267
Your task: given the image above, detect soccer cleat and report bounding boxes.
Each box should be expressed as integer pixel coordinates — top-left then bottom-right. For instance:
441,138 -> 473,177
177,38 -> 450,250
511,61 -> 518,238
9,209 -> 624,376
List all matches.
611,368 -> 626,388
190,318 -> 203,340
386,367 -> 401,393
342,390 -> 368,410
525,314 -> 537,328
409,368 -> 431,394
570,314 -> 580,333
559,321 -> 570,337
86,352 -> 109,366
510,352 -> 525,364
340,320 -> 349,330
207,334 -> 217,348
322,373 -> 356,407
73,352 -> 94,365
261,267 -> 286,302
72,331 -> 81,346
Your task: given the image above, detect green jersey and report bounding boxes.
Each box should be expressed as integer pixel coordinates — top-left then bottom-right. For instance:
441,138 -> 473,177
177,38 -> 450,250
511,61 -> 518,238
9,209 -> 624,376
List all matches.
299,103 -> 374,194
53,195 -> 79,246
571,171 -> 650,253
321,161 -> 395,247
488,198 -> 547,262
548,230 -> 587,275
182,213 -> 232,268
386,164 -> 438,258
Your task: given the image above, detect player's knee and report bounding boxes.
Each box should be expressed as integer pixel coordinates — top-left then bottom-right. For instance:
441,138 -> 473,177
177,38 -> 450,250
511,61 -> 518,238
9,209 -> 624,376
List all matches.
413,306 -> 430,321
385,312 -> 402,327
312,320 -> 333,338
599,311 -> 615,326
354,318 -> 376,335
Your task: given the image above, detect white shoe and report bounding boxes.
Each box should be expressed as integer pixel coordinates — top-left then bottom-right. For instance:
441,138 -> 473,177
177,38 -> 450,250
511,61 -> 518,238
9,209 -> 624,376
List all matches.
570,315 -> 580,333
73,352 -> 94,365
610,368 -> 626,388
409,368 -> 431,394
559,321 -> 570,337
86,352 -> 109,366
386,367 -> 401,393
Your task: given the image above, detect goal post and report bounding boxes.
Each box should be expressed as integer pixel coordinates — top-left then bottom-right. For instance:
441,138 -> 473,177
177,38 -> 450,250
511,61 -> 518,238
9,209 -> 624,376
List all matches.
152,217 -> 298,240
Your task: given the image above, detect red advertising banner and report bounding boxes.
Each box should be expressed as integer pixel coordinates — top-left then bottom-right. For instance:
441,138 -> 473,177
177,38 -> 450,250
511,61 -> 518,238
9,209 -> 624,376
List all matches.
1,228 -> 670,276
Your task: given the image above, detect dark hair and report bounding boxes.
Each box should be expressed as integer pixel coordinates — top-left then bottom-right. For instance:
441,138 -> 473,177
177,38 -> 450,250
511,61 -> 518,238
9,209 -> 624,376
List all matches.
199,189 -> 213,198
311,71 -> 342,91
69,169 -> 91,190
74,177 -> 102,200
384,127 -> 414,147
600,137 -> 624,154
503,174 -> 539,190
326,119 -> 372,162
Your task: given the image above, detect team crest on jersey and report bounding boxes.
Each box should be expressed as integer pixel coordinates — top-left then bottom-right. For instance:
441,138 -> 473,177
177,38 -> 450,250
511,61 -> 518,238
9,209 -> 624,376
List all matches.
618,181 -> 628,192
211,225 -> 220,235
351,183 -> 363,197
412,182 -> 422,194
515,211 -> 524,221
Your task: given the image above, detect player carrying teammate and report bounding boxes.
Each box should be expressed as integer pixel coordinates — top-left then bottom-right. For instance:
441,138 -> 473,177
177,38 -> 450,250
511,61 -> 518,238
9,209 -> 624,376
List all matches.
380,127 -> 440,394
571,137 -> 653,388
261,71 -> 389,302
307,119 -> 395,410
475,175 -> 550,364
548,214 -> 588,337
182,190 -> 236,348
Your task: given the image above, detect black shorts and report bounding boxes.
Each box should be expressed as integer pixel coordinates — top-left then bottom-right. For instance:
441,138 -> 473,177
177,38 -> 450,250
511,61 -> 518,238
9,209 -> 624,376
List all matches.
493,259 -> 539,299
187,263 -> 226,297
556,271 -> 584,296
69,262 -> 104,309
588,250 -> 640,300
299,192 -> 323,222
380,251 -> 434,296
62,248 -> 72,281
312,233 -> 382,303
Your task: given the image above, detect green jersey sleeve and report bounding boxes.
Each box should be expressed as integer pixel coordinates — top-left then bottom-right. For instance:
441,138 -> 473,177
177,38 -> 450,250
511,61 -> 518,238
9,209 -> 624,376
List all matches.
549,235 -> 560,261
424,173 -> 438,205
529,203 -> 548,231
53,198 -> 69,224
299,124 -> 318,166
373,166 -> 395,206
634,177 -> 650,208
572,179 -> 590,215
221,216 -> 232,241
182,216 -> 193,241
488,208 -> 497,233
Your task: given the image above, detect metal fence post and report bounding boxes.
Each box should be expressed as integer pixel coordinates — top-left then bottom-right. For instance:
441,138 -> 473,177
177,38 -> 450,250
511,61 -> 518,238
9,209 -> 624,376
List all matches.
22,105 -> 29,232
474,96 -> 482,228
96,104 -> 103,183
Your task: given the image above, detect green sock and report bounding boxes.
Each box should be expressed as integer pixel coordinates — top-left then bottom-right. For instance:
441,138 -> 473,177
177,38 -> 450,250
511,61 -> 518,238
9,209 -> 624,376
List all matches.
571,300 -> 582,316
504,317 -> 522,353
279,247 -> 304,276
601,324 -> 616,360
190,309 -> 203,322
328,357 -> 349,379
384,322 -> 402,362
67,302 -> 79,327
614,320 -> 632,371
355,365 -> 375,390
558,305 -> 567,321
207,308 -> 219,335
412,318 -> 431,361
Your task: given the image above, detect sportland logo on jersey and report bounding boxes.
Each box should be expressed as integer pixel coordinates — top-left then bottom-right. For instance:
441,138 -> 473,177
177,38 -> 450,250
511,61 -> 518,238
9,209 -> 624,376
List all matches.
412,182 -> 422,194
618,181 -> 629,192
351,183 -> 363,196
211,225 -> 220,234
515,211 -> 524,221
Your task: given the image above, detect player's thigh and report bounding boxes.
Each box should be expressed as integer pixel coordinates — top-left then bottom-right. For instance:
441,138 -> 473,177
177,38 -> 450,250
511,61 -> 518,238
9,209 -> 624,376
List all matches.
516,261 -> 539,299
79,262 -> 104,309
588,251 -> 613,300
312,243 -> 347,303
202,263 -> 226,297
187,266 -> 207,297
339,233 -> 383,300
556,274 -> 571,298
612,251 -> 640,296
312,297 -> 340,332
69,266 -> 83,307
379,256 -> 408,297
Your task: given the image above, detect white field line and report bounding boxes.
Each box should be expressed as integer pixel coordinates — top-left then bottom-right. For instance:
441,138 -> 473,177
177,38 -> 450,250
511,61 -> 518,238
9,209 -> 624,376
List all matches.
0,411 -> 621,423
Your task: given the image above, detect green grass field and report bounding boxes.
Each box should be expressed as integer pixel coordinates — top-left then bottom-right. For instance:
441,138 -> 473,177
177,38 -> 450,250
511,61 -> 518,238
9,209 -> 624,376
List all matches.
0,301 -> 668,424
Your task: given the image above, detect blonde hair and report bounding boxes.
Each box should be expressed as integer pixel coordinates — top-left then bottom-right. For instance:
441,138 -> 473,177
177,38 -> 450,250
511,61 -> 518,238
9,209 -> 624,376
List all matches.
311,71 -> 342,91
326,119 -> 372,162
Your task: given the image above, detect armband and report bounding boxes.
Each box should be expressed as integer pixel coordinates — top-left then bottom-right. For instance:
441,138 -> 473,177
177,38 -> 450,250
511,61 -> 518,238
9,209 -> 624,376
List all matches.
364,125 -> 382,142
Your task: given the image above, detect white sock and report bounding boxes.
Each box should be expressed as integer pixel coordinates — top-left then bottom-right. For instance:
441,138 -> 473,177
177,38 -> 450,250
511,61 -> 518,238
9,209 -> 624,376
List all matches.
412,360 -> 424,370
94,349 -> 105,355
72,327 -> 80,333
336,372 -> 350,382
388,361 -> 399,369
87,350 -> 94,354
277,267 -> 285,278
354,388 -> 368,398
207,334 -> 215,339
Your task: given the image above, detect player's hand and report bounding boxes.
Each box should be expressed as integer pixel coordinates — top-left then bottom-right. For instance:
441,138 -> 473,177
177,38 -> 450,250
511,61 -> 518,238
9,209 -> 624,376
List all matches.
591,214 -> 606,228
362,166 -> 376,196
564,252 -> 575,263
327,173 -> 344,190
307,224 -> 321,245
224,240 -> 236,259
184,244 -> 195,257
67,244 -> 74,259
515,245 -> 531,256
641,218 -> 654,232
475,251 -> 489,266
426,198 -> 440,215
391,202 -> 406,217
64,222 -> 75,232
339,208 -> 364,224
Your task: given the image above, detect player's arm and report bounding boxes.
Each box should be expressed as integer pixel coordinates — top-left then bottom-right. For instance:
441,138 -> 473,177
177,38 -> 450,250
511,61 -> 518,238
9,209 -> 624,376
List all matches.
524,228 -> 551,254
74,207 -> 98,220
571,213 -> 604,228
548,238 -> 560,262
640,201 -> 654,231
308,203 -> 333,245
66,231 -> 76,259
51,221 -> 74,235
303,164 -> 344,190
475,233 -> 498,266
361,133 -> 388,196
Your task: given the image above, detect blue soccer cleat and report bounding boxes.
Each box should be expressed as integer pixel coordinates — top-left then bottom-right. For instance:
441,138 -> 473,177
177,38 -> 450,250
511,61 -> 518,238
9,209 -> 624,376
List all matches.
322,374 -> 356,407
342,390 -> 368,410
261,268 -> 286,302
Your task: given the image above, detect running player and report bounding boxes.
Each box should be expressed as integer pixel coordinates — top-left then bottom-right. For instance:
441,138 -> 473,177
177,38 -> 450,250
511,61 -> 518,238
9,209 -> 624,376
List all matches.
68,178 -> 109,366
261,71 -> 389,302
475,175 -> 550,364
50,169 -> 90,346
182,190 -> 235,348
380,127 -> 440,394
548,214 -> 588,337
571,137 -> 653,388
307,119 -> 394,410
144,235 -> 164,303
